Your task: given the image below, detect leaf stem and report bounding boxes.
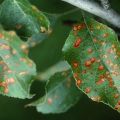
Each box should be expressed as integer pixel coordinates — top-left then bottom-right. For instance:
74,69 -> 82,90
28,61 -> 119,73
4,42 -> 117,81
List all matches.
57,8 -> 80,18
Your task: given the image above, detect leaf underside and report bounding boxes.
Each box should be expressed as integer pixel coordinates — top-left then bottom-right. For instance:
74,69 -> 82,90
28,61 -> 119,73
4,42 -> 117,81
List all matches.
63,16 -> 120,112
0,27 -> 36,99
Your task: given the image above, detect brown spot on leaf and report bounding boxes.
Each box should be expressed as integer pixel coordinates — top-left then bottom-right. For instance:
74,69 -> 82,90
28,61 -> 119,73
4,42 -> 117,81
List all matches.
98,65 -> 104,71
114,94 -> 119,99
76,79 -> 82,86
85,60 -> 91,67
82,70 -> 87,74
90,57 -> 96,63
85,87 -> 91,94
73,23 -> 86,31
73,73 -> 78,79
74,38 -> 82,48
88,48 -> 93,54
93,38 -> 97,43
0,33 -> 4,39
4,88 -> 9,94
47,98 -> 53,105
103,33 -> 109,38
6,78 -> 15,84
72,61 -> 79,68
96,78 -> 105,85
0,79 -> 15,94
73,25 -> 78,31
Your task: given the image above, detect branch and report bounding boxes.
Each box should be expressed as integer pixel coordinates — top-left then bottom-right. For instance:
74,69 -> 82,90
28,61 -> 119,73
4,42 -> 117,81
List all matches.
99,0 -> 110,10
61,0 -> 120,28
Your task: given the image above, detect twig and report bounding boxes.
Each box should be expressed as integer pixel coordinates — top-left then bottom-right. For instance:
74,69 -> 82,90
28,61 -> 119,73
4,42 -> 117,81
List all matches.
99,0 -> 110,10
57,8 -> 80,18
61,0 -> 120,28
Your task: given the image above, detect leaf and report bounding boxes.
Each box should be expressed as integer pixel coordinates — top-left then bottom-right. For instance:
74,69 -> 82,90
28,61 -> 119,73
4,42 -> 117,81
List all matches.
29,70 -> 81,114
0,27 -> 36,98
27,32 -> 49,47
62,16 -> 120,112
0,0 -> 50,39
27,12 -> 57,47
37,61 -> 71,81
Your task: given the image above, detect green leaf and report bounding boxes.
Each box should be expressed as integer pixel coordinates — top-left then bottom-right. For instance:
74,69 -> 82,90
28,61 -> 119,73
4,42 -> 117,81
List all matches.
27,32 -> 49,47
29,70 -> 81,114
0,0 -> 50,39
27,12 -> 57,47
63,16 -> 120,112
0,27 -> 36,98
37,61 -> 71,81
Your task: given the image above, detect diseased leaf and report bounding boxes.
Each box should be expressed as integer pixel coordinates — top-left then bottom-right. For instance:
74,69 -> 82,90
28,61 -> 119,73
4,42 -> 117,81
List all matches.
0,0 -> 50,39
0,27 -> 36,98
27,12 -> 57,47
37,61 -> 71,81
29,70 -> 81,114
27,32 -> 49,47
63,16 -> 120,112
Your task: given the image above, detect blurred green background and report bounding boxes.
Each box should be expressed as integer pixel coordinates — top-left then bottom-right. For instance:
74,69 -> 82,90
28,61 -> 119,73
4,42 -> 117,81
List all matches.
1,0 -> 120,120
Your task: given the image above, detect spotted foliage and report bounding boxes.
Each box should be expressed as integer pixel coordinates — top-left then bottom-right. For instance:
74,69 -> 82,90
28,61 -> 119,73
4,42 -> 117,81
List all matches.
63,17 -> 120,112
0,27 -> 36,98
30,70 -> 81,114
0,0 -> 50,39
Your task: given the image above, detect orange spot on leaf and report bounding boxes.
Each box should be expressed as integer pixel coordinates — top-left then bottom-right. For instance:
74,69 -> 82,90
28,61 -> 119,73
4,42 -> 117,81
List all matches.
85,87 -> 91,94
76,79 -> 82,86
96,78 -> 105,85
74,38 -> 82,48
98,65 -> 104,70
90,57 -> 96,63
47,98 -> 53,105
0,33 -> 4,39
85,60 -> 91,67
88,48 -> 93,54
73,73 -> 78,79
103,33 -> 109,38
114,94 -> 119,99
72,61 -> 79,68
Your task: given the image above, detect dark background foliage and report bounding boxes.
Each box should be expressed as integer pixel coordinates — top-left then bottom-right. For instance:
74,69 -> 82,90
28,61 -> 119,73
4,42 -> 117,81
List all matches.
0,0 -> 120,120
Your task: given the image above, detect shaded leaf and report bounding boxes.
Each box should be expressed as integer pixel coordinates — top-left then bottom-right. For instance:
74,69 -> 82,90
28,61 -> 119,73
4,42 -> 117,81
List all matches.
27,32 -> 49,47
43,12 -> 58,27
63,16 -> 120,112
29,70 -> 81,114
0,27 -> 36,98
27,12 -> 58,47
0,0 -> 50,39
37,61 -> 71,81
